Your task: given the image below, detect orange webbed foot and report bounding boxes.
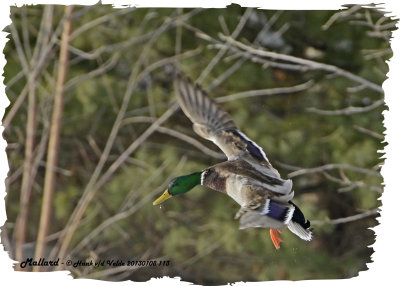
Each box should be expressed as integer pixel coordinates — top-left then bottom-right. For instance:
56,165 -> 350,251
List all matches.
270,229 -> 283,250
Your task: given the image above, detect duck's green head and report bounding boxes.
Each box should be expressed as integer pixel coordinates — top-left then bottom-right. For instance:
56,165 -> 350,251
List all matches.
153,172 -> 202,205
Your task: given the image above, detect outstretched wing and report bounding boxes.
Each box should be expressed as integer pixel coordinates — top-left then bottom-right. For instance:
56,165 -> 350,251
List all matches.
174,74 -> 271,165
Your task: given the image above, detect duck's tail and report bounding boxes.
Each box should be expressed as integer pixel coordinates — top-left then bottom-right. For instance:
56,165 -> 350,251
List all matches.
239,200 -> 312,241
287,200 -> 312,241
239,199 -> 294,230
261,199 -> 294,225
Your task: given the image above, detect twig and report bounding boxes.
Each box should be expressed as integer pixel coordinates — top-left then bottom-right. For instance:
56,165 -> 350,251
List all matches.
217,80 -> 314,103
5,70 -> 24,92
62,30 -> 155,61
37,161 -> 72,177
218,34 -> 384,94
4,6 -> 63,131
312,208 -> 379,226
5,165 -> 24,187
95,104 -> 179,192
64,53 -> 120,91
274,161 -> 302,172
362,48 -> 392,60
175,8 -> 183,56
190,10 -> 286,90
34,6 -> 74,270
53,10 -> 198,264
218,15 -> 230,35
346,83 -> 366,93
338,182 -> 382,193
287,163 -> 382,178
13,80 -> 36,265
71,158 -> 186,255
12,5 -> 47,265
347,8 -> 395,41
205,58 -> 247,92
69,7 -> 137,40
123,116 -> 224,159
197,8 -> 253,83
137,48 -> 202,82
157,126 -> 225,160
322,5 -> 362,30
306,98 -> 384,115
322,172 -> 383,193
119,159 -> 171,212
55,104 -> 179,267
353,124 -> 384,140
3,85 -> 29,131
9,20 -> 29,76
32,6 -> 54,67
21,7 -> 32,60
181,229 -> 234,268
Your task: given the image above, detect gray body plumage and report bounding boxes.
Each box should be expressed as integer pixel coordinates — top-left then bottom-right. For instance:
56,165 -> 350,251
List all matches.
174,74 -> 312,241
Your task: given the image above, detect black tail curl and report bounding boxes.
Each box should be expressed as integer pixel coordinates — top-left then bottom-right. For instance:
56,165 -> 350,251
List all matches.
289,200 -> 311,230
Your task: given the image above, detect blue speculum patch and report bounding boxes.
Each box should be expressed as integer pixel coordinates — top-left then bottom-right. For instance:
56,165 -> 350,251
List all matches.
267,200 -> 288,221
232,130 -> 266,160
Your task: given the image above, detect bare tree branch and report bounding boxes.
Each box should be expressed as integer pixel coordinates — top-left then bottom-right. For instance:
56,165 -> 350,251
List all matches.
306,98 -> 384,116
11,6 -> 56,266
312,208 -> 379,226
5,70 -> 24,91
14,80 -> 36,265
277,161 -> 383,193
218,34 -> 384,94
287,163 -> 382,178
3,85 -> 29,131
197,7 -> 253,83
353,124 -> 384,140
181,229 -> 234,269
362,48 -> 392,60
69,7 -> 137,40
71,158 -> 187,255
322,172 -> 383,193
119,159 -> 172,212
157,126 -> 225,160
206,58 -> 247,92
64,53 -> 120,91
4,6 -> 64,131
122,116 -> 224,159
54,107 -> 179,266
9,20 -> 29,76
322,5 -> 362,30
34,6 -> 74,270
217,80 -> 314,103
53,10 -> 201,264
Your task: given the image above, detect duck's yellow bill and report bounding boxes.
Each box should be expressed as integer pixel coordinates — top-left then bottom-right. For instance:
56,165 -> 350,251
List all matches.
153,190 -> 172,205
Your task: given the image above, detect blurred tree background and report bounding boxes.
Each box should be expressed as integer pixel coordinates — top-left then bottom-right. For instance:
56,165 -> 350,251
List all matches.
2,4 -> 396,284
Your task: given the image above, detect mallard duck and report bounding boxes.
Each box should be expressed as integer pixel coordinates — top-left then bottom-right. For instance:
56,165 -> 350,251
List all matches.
153,74 -> 312,249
